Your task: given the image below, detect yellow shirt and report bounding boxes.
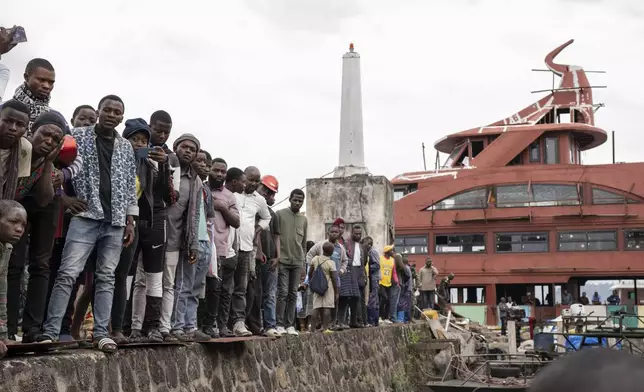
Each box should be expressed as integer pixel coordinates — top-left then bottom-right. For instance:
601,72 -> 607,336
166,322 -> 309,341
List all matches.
135,176 -> 143,199
380,255 -> 394,287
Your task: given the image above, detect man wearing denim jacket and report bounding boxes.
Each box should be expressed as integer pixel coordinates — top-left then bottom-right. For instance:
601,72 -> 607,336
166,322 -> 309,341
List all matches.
38,95 -> 137,353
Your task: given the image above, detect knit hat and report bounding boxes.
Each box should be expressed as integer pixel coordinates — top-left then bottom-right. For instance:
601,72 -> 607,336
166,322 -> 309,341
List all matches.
173,133 -> 201,152
32,111 -> 69,135
333,217 -> 345,226
122,118 -> 151,141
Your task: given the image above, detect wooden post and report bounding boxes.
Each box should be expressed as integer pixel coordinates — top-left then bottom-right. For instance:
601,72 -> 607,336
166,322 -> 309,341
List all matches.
508,320 -> 517,354
445,311 -> 452,332
556,320 -> 566,353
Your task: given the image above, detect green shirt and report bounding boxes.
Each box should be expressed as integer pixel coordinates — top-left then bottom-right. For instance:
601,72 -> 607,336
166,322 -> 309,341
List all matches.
276,208 -> 307,266
0,242 -> 13,339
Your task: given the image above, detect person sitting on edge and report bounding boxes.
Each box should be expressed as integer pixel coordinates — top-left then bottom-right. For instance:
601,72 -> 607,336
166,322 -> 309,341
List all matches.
579,292 -> 590,305
308,242 -> 339,334
0,200 -> 28,358
607,290 -> 620,306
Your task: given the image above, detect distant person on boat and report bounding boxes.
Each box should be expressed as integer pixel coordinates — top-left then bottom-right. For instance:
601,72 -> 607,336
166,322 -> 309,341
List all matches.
437,273 -> 455,310
498,297 -> 509,336
579,292 -> 590,305
529,348 -> 644,392
562,290 -> 574,305
592,291 -> 602,305
607,290 -> 620,306
418,257 -> 439,310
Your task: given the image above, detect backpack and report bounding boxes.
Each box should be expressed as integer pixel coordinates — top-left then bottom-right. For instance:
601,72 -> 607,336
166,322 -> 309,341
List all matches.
310,259 -> 329,296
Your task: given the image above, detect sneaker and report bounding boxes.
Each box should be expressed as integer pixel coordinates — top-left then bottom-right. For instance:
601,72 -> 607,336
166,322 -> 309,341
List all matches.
323,329 -> 334,335
285,326 -> 299,336
189,329 -> 212,342
35,335 -> 53,343
382,319 -> 393,325
219,326 -> 235,338
147,329 -> 163,343
264,328 -> 280,338
275,326 -> 287,336
233,321 -> 252,337
202,326 -> 220,339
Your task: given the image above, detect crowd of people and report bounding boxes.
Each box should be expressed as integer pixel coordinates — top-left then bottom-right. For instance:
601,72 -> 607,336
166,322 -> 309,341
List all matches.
0,33 -> 455,358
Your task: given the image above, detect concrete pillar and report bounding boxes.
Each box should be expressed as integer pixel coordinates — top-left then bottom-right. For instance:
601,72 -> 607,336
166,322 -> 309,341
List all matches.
335,43 -> 368,177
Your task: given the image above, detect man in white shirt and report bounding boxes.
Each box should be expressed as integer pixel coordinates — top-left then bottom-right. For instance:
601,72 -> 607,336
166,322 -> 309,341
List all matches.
229,166 -> 270,336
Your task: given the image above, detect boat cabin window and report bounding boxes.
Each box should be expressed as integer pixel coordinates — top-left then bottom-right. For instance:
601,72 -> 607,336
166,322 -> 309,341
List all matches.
471,140 -> 484,158
394,183 -> 418,201
395,235 -> 428,254
592,187 -> 639,205
495,232 -> 548,253
569,136 -> 575,163
625,229 -> 644,251
495,183 -> 580,208
508,153 -> 522,166
558,230 -> 617,251
449,287 -> 486,304
426,187 -> 488,210
443,141 -> 468,168
435,234 -> 486,253
529,142 -> 541,163
544,137 -> 559,164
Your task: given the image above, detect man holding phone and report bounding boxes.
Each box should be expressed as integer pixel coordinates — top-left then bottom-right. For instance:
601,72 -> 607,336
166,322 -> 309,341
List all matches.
112,118 -> 176,344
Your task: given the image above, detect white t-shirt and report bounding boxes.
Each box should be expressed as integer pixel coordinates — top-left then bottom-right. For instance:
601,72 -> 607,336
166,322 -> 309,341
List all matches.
352,242 -> 362,267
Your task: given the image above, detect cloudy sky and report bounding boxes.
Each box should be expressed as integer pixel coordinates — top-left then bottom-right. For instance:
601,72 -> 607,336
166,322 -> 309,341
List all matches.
4,0 -> 644,207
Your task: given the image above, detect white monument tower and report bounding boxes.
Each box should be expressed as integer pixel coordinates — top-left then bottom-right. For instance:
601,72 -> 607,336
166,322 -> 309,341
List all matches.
306,44 -> 393,250
334,43 -> 369,177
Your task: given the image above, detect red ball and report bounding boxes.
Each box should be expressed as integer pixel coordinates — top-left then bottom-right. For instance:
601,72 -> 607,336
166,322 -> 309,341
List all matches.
56,135 -> 77,168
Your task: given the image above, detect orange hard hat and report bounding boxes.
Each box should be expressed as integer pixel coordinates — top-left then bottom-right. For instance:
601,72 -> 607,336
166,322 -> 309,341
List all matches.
261,175 -> 279,192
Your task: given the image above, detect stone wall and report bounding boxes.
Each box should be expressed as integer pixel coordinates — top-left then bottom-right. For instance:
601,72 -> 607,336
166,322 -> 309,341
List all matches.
1,324 -> 432,392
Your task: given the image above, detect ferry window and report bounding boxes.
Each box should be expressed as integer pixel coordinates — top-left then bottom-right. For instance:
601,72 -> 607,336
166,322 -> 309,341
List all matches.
394,183 -> 418,201
395,235 -> 428,254
532,184 -> 580,206
569,136 -> 575,164
496,232 -> 548,253
529,142 -> 541,163
625,230 -> 644,251
471,141 -> 484,158
435,234 -> 486,253
592,188 -> 639,205
427,188 -> 487,210
544,137 -> 559,164
508,153 -> 522,166
496,184 -> 530,207
558,230 -> 617,251
443,142 -> 468,168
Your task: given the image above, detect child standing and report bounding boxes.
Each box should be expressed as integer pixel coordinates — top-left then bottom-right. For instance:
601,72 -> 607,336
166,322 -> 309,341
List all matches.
308,242 -> 338,334
0,200 -> 28,358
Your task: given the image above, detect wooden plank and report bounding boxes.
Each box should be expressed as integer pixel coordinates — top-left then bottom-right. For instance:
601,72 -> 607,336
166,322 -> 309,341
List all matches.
199,336 -> 275,344
428,319 -> 447,340
5,341 -> 82,356
508,320 -> 517,354
445,311 -> 452,332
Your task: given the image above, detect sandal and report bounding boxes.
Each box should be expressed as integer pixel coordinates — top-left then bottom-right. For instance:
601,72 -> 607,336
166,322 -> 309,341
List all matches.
111,332 -> 129,345
94,337 -> 118,353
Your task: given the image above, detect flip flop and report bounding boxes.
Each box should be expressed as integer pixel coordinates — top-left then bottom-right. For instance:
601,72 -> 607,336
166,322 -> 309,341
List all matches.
94,337 -> 118,353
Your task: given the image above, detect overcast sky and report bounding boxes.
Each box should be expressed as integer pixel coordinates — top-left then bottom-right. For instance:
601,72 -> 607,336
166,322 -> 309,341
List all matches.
4,0 -> 644,207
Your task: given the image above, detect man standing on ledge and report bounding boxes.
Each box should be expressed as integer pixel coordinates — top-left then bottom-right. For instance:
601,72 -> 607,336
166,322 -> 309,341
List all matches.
38,95 -> 137,353
275,189 -> 307,336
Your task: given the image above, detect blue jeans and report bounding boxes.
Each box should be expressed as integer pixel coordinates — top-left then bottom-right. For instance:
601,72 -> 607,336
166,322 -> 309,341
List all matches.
43,217 -> 124,340
261,263 -> 278,329
172,241 -> 211,331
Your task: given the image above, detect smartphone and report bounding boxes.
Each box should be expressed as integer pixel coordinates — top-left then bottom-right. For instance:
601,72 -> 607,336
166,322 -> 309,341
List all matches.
10,26 -> 27,45
135,147 -> 151,159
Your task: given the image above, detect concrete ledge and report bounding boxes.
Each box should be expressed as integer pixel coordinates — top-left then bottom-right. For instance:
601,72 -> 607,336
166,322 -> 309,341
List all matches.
1,324 -> 432,392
